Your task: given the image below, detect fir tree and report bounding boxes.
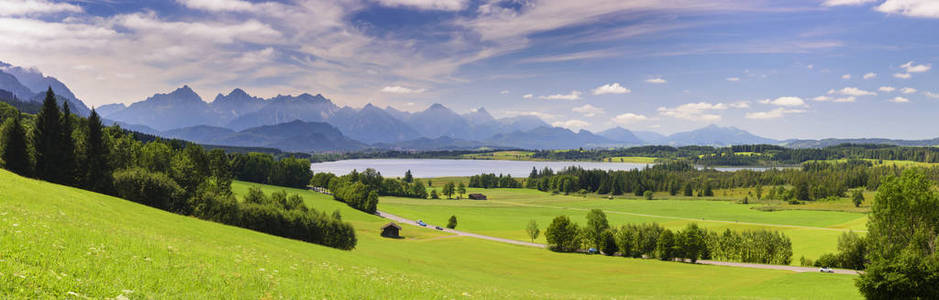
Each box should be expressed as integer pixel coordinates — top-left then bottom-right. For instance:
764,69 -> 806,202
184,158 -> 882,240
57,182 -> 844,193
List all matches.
33,88 -> 65,183
83,109 -> 112,193
59,101 -> 77,185
1,114 -> 32,176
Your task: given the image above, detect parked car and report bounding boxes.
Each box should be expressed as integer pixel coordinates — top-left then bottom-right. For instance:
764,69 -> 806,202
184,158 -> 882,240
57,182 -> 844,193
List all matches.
587,248 -> 599,254
434,226 -> 443,230
417,220 -> 427,227
819,267 -> 834,273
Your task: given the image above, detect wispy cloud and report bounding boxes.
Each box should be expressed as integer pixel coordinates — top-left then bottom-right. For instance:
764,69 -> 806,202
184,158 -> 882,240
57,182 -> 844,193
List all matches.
863,72 -> 877,79
381,86 -> 427,94
645,77 -> 667,84
745,108 -> 806,119
828,87 -> 876,96
876,0 -> 939,18
612,113 -> 650,125
0,0 -> 82,16
538,91 -> 582,100
822,0 -> 877,7
760,96 -> 806,107
552,119 -> 590,130
573,104 -> 604,117
889,96 -> 910,103
657,102 -> 727,122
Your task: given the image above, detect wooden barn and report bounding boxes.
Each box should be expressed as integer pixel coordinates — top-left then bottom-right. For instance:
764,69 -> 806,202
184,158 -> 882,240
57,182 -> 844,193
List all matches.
468,193 -> 487,200
381,222 -> 402,238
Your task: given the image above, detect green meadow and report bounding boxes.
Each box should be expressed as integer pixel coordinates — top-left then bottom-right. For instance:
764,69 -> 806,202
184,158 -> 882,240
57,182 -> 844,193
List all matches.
0,170 -> 861,298
380,187 -> 869,263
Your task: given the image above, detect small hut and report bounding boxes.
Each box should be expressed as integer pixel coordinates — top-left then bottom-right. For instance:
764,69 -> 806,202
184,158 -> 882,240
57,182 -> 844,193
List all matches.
468,193 -> 487,200
381,222 -> 402,238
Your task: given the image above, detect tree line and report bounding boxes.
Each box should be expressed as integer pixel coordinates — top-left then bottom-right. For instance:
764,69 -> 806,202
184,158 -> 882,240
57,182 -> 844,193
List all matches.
543,209 -> 792,265
0,90 -> 355,250
468,173 -> 521,188
522,160 -> 939,202
311,168 -> 429,213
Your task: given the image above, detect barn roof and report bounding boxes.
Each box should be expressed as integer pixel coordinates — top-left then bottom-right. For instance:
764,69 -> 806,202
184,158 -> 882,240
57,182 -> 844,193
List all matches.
382,222 -> 401,229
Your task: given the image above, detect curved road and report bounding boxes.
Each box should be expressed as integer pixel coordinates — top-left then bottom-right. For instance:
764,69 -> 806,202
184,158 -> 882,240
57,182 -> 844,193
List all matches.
375,210 -> 859,275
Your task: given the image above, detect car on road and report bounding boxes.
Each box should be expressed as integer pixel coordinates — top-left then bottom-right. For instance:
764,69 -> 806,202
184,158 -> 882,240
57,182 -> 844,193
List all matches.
417,220 -> 427,227
435,226 -> 443,230
819,267 -> 834,273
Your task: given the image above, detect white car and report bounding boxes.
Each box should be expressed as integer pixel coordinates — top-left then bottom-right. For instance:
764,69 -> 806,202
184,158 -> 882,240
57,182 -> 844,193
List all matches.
819,267 -> 834,273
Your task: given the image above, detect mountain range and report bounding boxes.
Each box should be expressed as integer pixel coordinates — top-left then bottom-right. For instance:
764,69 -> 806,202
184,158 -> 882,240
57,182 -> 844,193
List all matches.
6,60 -> 939,152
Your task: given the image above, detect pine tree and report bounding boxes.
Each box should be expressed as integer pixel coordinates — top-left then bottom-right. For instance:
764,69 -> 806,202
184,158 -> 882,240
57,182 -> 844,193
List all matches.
59,101 -> 77,185
83,109 -> 112,193
33,87 -> 65,183
1,114 -> 32,176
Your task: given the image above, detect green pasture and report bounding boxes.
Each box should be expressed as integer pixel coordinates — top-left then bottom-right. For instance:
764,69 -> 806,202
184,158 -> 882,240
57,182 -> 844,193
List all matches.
0,170 -> 861,298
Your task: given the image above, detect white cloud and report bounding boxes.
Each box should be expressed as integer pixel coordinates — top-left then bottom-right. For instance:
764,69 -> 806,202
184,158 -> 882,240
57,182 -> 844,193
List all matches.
900,87 -> 918,94
900,61 -> 931,73
726,77 -> 740,82
759,96 -> 806,107
841,74 -> 851,79
863,72 -> 877,79
177,0 -> 254,12
591,83 -> 630,95
745,108 -> 806,119
552,119 -> 590,130
573,104 -> 604,117
522,94 -> 533,99
878,86 -> 896,92
645,77 -> 667,84
813,95 -> 831,101
538,91 -> 582,100
657,102 -> 727,122
894,73 -> 912,79
381,86 -> 427,94
729,101 -> 750,108
834,96 -> 856,102
889,96 -> 910,103
612,113 -> 649,125
0,0 -> 82,16
822,0 -> 877,6
375,0 -> 467,11
923,91 -> 939,99
500,90 -> 509,94
828,87 -> 877,96
877,0 -> 939,18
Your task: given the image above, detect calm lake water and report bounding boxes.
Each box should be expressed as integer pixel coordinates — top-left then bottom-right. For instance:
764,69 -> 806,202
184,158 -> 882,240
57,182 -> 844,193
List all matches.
310,159 -> 780,178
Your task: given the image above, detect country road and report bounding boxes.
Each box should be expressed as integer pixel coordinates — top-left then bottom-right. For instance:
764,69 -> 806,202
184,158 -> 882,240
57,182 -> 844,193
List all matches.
375,210 -> 860,275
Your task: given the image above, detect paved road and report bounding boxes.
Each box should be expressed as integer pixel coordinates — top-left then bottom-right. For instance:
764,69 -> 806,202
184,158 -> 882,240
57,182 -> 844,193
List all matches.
377,211 -> 545,248
375,210 -> 859,275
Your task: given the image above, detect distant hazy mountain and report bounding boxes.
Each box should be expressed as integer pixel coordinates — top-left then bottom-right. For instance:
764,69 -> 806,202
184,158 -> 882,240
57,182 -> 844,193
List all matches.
327,103 -> 422,144
498,115 -> 550,132
375,136 -> 492,151
96,103 -> 126,117
784,138 -> 939,148
598,127 -> 643,145
383,105 -> 412,121
633,130 -> 666,144
405,103 -> 472,138
165,121 -> 365,152
487,126 -> 614,150
107,86 -> 218,131
226,93 -> 339,130
0,71 -> 35,101
210,88 -> 266,121
663,125 -> 777,146
163,125 -> 237,142
463,107 -> 496,125
0,61 -> 93,116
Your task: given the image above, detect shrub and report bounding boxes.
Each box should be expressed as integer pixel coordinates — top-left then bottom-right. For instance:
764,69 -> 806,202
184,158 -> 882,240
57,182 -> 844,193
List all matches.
546,215 -> 581,252
113,168 -> 186,213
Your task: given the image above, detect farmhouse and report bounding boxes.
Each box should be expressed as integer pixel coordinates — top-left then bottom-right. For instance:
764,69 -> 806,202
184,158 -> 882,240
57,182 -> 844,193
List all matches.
381,222 -> 401,238
468,193 -> 487,200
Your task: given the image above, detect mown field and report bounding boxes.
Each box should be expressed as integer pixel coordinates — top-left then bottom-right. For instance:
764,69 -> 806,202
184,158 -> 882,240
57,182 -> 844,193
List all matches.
380,187 -> 869,263
0,170 -> 861,298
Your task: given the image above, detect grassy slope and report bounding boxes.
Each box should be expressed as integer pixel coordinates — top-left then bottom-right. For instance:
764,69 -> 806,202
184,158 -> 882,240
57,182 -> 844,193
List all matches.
380,188 -> 869,262
0,170 -> 860,298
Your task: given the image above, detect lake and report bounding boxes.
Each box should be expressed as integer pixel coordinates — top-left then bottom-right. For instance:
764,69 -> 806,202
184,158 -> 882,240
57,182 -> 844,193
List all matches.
310,159 -> 781,178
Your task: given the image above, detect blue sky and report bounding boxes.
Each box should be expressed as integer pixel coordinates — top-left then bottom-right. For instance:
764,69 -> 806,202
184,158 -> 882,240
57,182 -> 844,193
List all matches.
1,0 -> 938,139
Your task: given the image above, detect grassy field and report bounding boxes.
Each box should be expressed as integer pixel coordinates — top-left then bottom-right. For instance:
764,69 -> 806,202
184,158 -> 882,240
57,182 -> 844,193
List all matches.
0,169 -> 863,298
381,187 -> 869,263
